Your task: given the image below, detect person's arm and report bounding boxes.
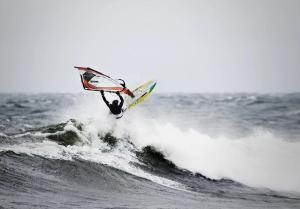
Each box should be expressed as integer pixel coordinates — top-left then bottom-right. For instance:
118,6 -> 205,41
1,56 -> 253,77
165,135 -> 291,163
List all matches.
100,90 -> 110,107
116,92 -> 124,108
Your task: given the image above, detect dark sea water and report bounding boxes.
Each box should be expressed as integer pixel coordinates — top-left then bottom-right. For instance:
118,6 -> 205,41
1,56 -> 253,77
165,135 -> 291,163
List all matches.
0,93 -> 300,209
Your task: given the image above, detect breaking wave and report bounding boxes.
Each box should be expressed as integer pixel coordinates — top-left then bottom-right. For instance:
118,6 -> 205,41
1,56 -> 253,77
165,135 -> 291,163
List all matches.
1,93 -> 300,197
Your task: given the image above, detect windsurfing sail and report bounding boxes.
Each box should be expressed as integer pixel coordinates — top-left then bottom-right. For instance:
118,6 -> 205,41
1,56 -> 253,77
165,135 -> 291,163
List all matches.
125,80 -> 157,110
75,66 -> 134,97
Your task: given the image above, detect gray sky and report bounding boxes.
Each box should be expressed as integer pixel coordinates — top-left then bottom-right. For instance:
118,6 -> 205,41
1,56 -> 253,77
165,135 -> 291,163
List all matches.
0,0 -> 299,93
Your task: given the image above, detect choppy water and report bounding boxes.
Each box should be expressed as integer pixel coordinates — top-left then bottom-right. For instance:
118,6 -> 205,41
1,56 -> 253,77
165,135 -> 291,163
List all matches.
0,93 -> 300,209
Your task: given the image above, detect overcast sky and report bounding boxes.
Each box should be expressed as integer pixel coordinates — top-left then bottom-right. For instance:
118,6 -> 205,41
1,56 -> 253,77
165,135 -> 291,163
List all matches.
0,0 -> 299,93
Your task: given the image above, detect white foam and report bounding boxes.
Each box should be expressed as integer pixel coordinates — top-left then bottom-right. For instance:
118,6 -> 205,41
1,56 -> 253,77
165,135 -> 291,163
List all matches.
47,94 -> 300,193
0,118 -> 184,191
122,118 -> 300,193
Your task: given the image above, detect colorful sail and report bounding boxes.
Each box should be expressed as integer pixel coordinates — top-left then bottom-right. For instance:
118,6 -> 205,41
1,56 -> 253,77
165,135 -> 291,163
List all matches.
75,66 -> 134,97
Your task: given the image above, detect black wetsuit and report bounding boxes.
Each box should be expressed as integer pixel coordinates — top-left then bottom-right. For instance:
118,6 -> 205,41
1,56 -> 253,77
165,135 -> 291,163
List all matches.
101,91 -> 124,115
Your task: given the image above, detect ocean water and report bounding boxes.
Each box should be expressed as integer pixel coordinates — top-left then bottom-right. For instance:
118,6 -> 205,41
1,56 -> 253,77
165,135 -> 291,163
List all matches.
0,93 -> 300,209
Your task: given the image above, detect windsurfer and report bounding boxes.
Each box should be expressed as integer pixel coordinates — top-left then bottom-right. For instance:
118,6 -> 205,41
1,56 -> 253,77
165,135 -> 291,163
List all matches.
100,90 -> 124,116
